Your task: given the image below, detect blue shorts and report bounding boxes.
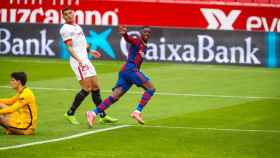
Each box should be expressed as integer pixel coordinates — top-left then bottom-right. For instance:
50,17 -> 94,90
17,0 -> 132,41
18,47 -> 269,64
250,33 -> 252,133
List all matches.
113,70 -> 150,92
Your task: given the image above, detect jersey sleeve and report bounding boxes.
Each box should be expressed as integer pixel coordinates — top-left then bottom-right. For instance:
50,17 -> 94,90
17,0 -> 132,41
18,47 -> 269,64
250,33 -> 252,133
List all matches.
0,89 -> 33,115
60,26 -> 73,43
123,33 -> 140,45
0,96 -> 17,105
0,102 -> 25,114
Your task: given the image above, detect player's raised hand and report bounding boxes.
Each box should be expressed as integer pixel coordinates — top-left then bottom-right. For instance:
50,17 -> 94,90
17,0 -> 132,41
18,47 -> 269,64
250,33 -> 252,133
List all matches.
119,25 -> 127,35
90,50 -> 102,58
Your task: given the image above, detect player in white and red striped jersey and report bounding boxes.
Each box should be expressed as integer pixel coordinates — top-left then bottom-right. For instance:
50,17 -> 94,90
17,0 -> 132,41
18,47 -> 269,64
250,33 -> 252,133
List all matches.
59,7 -> 117,125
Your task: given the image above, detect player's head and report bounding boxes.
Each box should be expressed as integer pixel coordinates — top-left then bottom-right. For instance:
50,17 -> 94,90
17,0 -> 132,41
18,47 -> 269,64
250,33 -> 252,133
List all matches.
141,26 -> 151,43
62,7 -> 74,24
10,72 -> 27,89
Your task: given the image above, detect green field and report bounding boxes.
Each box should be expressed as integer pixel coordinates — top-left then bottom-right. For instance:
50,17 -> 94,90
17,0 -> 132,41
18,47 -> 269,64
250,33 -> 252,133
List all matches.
0,57 -> 280,158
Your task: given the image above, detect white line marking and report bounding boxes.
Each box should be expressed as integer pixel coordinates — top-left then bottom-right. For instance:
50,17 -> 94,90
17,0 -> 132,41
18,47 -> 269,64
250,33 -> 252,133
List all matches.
131,125 -> 280,134
1,124 -> 278,151
0,85 -> 279,100
0,125 -> 130,151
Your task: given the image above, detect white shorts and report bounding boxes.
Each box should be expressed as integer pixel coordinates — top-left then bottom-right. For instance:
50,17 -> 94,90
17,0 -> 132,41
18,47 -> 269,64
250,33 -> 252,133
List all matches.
70,58 -> 97,80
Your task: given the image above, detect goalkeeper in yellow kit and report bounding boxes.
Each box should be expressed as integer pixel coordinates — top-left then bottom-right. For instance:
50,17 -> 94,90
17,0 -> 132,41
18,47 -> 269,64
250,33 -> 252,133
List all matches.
0,72 -> 37,135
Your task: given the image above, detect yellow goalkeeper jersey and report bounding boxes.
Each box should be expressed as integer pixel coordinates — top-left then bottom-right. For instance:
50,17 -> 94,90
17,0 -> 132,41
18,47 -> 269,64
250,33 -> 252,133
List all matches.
0,87 -> 37,130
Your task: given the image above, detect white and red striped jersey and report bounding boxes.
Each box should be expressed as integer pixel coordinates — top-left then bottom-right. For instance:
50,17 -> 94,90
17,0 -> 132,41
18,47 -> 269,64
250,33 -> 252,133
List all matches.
59,23 -> 88,61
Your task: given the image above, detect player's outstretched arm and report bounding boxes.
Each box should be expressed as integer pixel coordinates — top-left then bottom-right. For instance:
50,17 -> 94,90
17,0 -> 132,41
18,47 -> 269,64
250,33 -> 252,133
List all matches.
119,25 -> 138,45
119,25 -> 127,35
0,96 -> 17,105
89,50 -> 102,58
86,44 -> 102,59
0,100 -> 27,115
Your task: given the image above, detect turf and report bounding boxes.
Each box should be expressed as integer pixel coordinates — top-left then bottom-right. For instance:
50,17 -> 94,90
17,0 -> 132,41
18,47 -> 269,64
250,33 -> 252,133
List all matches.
0,57 -> 279,158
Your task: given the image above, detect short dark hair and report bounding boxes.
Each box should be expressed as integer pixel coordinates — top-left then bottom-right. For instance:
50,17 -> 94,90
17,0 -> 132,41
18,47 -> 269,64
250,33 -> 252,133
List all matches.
11,72 -> 27,86
141,26 -> 151,33
62,7 -> 72,15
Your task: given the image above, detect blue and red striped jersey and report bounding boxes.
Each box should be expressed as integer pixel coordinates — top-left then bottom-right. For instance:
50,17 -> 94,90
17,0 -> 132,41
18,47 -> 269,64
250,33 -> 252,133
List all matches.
121,33 -> 147,71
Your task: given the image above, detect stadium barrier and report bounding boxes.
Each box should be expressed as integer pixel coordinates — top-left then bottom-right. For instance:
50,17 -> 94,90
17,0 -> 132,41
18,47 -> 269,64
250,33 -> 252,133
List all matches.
0,23 -> 279,67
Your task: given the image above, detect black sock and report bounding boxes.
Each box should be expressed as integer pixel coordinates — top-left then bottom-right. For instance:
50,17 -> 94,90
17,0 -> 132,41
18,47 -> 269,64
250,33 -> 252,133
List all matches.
91,89 -> 106,118
67,89 -> 89,115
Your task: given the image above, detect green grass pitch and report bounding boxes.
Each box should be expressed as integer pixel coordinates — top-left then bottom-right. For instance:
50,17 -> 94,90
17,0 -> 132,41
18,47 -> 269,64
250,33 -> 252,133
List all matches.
0,57 -> 280,158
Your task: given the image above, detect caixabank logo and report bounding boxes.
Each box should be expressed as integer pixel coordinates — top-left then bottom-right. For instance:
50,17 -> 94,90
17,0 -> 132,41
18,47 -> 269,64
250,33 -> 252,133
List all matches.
0,24 -> 56,57
59,28 -> 116,60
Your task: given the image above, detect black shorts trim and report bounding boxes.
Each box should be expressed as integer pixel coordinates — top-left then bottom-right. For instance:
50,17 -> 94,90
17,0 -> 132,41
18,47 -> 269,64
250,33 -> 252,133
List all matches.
3,104 -> 33,130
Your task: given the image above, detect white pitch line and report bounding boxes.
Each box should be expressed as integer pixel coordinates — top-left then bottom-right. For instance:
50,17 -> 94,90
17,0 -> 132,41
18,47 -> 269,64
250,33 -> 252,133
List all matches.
0,85 -> 279,100
0,125 -> 130,151
1,124 -> 279,151
132,125 -> 280,134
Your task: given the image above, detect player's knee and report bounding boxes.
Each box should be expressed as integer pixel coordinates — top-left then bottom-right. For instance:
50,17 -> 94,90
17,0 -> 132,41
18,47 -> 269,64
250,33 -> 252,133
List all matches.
114,96 -> 119,102
115,93 -> 122,100
87,87 -> 93,92
112,87 -> 124,100
109,96 -> 119,103
82,87 -> 91,92
89,83 -> 100,91
91,82 -> 99,90
91,87 -> 99,92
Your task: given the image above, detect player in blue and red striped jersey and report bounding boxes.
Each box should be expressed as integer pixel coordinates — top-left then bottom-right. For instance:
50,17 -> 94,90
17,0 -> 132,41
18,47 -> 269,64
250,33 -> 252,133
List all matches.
86,26 -> 156,127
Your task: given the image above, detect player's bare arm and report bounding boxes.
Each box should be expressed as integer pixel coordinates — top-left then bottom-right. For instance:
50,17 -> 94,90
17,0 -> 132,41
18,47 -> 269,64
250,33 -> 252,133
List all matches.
65,40 -> 84,66
86,44 -> 102,58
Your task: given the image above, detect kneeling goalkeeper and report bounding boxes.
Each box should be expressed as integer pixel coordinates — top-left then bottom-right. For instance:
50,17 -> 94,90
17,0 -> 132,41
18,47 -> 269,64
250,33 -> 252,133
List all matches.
0,72 -> 37,135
